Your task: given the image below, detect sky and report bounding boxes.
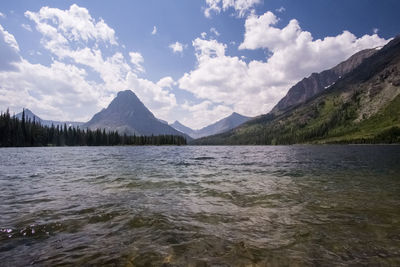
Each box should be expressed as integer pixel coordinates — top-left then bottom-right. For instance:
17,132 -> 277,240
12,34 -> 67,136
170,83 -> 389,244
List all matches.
0,0 -> 399,129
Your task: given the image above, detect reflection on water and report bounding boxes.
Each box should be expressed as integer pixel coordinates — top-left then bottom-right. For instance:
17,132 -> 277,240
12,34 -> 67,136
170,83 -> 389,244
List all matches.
0,146 -> 400,266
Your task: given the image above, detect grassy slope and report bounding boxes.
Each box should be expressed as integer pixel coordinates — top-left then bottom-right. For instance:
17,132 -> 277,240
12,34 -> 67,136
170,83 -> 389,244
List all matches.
193,89 -> 400,145
320,94 -> 400,143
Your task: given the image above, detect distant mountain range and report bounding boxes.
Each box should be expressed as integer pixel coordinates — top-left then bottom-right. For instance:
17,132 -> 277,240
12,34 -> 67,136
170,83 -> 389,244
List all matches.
15,109 -> 84,128
193,36 -> 400,144
83,90 -> 191,140
170,112 -> 251,139
12,37 -> 400,145
15,92 -> 250,140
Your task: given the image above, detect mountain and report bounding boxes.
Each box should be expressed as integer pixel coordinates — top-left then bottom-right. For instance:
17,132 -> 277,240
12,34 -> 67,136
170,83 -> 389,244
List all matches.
15,109 -> 84,128
170,121 -> 196,136
192,36 -> 400,145
194,112 -> 252,138
271,48 -> 378,114
157,118 -> 169,125
84,90 -> 191,139
170,112 -> 252,139
15,109 -> 43,122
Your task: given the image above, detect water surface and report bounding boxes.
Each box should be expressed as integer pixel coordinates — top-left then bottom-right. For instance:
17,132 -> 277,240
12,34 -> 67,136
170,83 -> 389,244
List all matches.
0,146 -> 400,266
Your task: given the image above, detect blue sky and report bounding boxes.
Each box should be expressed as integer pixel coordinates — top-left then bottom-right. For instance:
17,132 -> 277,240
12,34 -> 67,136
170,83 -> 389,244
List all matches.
0,0 -> 398,128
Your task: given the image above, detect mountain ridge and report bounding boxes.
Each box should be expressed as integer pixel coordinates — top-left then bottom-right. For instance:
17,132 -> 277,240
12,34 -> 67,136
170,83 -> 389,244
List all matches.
170,112 -> 251,139
192,36 -> 400,145
271,48 -> 378,114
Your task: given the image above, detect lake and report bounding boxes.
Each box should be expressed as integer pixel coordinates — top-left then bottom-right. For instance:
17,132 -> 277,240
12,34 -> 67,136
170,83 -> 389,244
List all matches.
0,146 -> 400,266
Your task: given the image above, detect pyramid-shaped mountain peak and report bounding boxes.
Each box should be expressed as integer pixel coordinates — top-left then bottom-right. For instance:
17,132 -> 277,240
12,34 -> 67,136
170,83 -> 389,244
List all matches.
84,90 -> 190,139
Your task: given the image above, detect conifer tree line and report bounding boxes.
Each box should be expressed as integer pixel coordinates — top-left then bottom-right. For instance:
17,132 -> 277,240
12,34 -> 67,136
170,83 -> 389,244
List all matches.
0,109 -> 187,147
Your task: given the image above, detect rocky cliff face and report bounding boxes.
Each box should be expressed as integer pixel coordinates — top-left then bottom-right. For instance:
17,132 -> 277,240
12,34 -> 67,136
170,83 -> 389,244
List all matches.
271,48 -> 377,114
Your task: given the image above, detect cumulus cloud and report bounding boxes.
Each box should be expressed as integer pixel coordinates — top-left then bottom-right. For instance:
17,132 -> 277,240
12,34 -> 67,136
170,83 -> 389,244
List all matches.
178,11 -> 389,120
0,57 -> 105,121
169,41 -> 185,54
239,11 -> 389,80
0,12 -> 6,18
193,38 -> 226,60
204,0 -> 261,18
179,38 -> 273,117
129,51 -> 145,73
201,32 -> 207,38
126,72 -> 177,116
0,5 -> 177,122
157,76 -> 175,88
0,26 -> 113,120
151,26 -> 157,35
25,4 -> 117,46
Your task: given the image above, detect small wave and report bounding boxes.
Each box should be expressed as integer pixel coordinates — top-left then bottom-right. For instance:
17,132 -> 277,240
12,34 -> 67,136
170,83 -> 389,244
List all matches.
0,223 -> 63,240
126,214 -> 170,229
174,161 -> 191,166
14,198 -> 54,205
88,211 -> 120,224
192,157 -> 215,160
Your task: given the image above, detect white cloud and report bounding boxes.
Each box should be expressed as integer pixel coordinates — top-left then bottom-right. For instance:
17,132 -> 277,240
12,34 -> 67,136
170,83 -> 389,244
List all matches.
238,11 -> 389,80
169,41 -> 185,54
0,12 -> 6,18
210,27 -> 220,36
0,58 -> 106,122
373,28 -> 379,34
129,51 -> 145,73
0,27 -> 112,121
126,72 -> 177,117
178,12 -> 389,120
25,4 -> 117,46
21,23 -> 32,32
0,24 -> 19,52
0,5 -> 177,123
276,6 -> 286,13
201,32 -> 207,38
193,38 -> 226,59
157,76 -> 175,88
23,5 -> 177,120
204,0 -> 261,18
151,26 -> 157,35
179,38 -> 272,117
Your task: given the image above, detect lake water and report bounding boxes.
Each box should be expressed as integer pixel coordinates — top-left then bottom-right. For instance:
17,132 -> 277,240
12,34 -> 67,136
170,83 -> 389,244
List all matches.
0,146 -> 399,266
